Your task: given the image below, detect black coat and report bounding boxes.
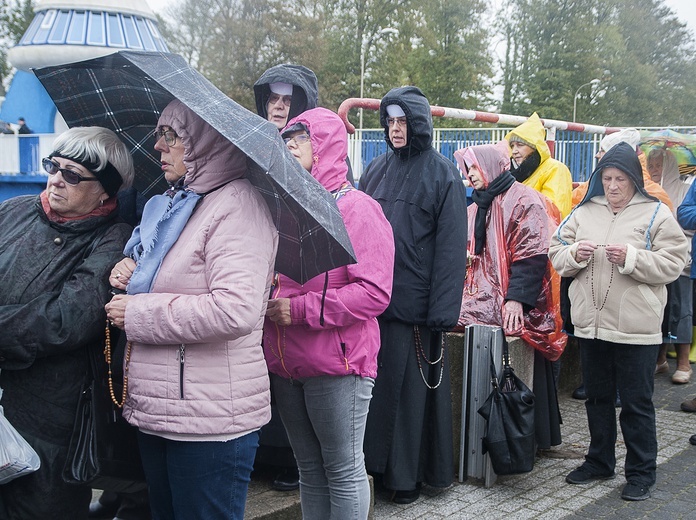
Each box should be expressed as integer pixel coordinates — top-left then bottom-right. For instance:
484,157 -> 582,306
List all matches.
0,195 -> 132,445
359,86 -> 468,330
361,87 -> 467,489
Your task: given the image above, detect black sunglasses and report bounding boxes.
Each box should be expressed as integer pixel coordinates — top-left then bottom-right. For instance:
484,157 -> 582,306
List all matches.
42,158 -> 100,186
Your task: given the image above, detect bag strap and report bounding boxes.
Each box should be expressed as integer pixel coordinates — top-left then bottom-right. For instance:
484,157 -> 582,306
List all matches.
488,349 -> 499,392
502,337 -> 511,368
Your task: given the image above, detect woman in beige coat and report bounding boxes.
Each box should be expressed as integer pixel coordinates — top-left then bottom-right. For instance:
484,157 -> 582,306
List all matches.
549,142 -> 688,502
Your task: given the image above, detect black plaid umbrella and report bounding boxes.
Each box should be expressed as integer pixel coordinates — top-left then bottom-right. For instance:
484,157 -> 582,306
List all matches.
34,51 -> 356,284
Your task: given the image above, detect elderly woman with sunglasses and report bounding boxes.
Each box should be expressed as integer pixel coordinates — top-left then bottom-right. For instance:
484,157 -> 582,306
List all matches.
105,99 -> 279,520
263,107 -> 394,519
0,127 -> 134,519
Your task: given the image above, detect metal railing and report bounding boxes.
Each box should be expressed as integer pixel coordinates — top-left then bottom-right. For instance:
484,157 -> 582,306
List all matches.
347,128 -> 603,182
3,126 -> 695,186
0,134 -> 54,175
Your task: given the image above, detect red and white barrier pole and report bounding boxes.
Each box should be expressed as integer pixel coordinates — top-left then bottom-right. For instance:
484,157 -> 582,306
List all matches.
337,97 -> 622,136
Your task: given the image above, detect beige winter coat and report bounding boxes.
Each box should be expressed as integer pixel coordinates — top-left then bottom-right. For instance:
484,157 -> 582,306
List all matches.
549,193 -> 689,345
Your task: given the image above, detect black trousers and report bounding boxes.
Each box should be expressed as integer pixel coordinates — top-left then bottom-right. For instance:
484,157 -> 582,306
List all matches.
579,339 -> 659,486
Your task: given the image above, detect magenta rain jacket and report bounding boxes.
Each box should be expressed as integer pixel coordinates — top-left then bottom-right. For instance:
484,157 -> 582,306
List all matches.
263,108 -> 394,379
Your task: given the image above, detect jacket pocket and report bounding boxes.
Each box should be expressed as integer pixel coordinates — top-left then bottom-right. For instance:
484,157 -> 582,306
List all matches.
617,285 -> 664,335
568,278 -> 591,329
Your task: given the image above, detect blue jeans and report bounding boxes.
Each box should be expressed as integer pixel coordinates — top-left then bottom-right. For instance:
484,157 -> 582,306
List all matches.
137,430 -> 259,520
271,374 -> 374,520
579,339 -> 659,486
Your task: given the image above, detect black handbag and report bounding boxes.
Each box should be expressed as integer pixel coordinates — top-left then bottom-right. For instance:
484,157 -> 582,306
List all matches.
477,339 -> 536,475
62,323 -> 146,493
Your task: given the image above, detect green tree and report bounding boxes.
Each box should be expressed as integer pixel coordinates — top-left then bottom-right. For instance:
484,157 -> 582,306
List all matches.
398,0 -> 492,126
500,0 -> 609,121
498,0 -> 696,126
0,0 -> 33,96
590,0 -> 696,126
159,0 -> 329,112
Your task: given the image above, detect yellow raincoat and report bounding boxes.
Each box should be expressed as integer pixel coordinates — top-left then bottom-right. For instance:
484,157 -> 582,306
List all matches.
505,113 -> 573,217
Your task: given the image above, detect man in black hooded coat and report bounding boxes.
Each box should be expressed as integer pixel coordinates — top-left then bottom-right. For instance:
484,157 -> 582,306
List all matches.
359,86 -> 468,503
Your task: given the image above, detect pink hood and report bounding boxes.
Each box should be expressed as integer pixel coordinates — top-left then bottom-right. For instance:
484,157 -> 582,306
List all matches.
283,107 -> 348,192
455,140 -> 511,189
158,99 -> 247,194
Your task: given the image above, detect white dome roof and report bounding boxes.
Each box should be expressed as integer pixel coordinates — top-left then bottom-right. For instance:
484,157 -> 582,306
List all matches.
35,0 -> 156,20
8,0 -> 167,71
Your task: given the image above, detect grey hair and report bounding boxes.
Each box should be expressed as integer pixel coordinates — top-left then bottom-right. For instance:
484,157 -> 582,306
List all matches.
51,127 -> 134,190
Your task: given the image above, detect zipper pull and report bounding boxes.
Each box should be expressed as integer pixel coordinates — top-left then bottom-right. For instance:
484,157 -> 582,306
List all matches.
179,344 -> 185,363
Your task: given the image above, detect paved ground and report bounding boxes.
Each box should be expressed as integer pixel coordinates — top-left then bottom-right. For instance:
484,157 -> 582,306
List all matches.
242,355 -> 696,519
90,355 -> 696,518
360,357 -> 696,519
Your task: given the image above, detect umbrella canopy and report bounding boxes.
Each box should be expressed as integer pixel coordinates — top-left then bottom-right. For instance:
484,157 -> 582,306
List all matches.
34,51 -> 355,283
640,129 -> 696,167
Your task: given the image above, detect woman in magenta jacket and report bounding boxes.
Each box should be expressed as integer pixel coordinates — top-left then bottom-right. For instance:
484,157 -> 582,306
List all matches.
264,107 -> 394,519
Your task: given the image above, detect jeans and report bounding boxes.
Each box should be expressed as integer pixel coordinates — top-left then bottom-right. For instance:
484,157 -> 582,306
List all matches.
137,430 -> 259,520
271,374 -> 374,520
579,339 -> 659,486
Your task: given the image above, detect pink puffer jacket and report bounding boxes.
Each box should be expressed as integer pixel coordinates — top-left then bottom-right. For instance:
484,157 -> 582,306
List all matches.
263,108 -> 394,379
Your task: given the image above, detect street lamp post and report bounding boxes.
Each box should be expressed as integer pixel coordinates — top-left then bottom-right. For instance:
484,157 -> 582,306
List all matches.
359,27 -> 398,130
573,78 -> 600,123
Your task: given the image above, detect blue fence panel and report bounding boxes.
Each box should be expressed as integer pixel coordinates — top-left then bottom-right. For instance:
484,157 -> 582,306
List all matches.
556,131 -> 598,183
18,136 -> 41,174
361,130 -> 388,171
438,129 -> 502,164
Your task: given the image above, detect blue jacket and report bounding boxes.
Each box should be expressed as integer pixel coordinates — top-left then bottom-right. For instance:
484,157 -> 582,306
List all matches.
677,181 -> 696,278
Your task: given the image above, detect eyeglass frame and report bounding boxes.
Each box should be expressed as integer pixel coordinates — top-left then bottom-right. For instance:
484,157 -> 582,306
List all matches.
42,157 -> 100,186
283,133 -> 311,147
154,127 -> 179,147
268,92 -> 293,107
386,117 -> 408,128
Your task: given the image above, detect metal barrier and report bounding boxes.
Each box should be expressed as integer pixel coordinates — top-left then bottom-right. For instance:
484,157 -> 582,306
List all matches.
0,134 -> 54,174
348,128 -> 602,183
0,134 -> 53,202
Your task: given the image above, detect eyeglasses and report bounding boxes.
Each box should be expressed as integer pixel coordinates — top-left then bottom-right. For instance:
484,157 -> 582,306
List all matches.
154,128 -> 179,146
283,133 -> 311,147
386,117 -> 407,128
268,93 -> 292,107
42,158 -> 100,185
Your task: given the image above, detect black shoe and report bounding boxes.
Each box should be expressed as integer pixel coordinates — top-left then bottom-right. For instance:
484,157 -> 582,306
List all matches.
621,482 -> 651,501
690,434 -> 696,446
88,500 -> 120,519
272,467 -> 299,491
565,466 -> 615,485
392,487 -> 420,504
572,385 -> 587,400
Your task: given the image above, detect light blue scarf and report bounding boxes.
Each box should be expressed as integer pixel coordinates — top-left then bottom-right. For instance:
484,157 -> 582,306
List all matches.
124,187 -> 202,294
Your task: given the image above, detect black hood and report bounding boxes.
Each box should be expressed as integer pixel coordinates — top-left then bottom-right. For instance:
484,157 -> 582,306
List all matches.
254,64 -> 319,124
379,86 -> 433,158
579,141 -> 658,207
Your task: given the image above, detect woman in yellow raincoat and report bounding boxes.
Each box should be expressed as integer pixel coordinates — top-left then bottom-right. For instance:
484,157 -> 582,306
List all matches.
505,113 -> 573,218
